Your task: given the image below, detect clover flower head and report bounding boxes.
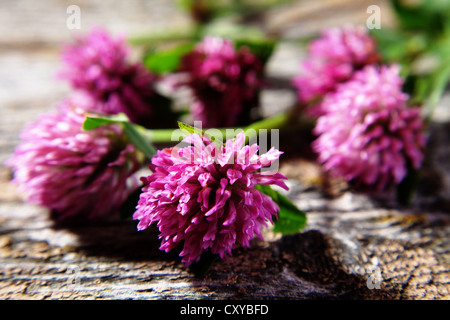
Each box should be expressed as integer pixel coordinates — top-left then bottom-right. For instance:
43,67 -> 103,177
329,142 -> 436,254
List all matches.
179,37 -> 264,128
133,131 -> 288,265
312,65 -> 426,190
59,27 -> 159,128
293,25 -> 379,116
6,100 -> 142,221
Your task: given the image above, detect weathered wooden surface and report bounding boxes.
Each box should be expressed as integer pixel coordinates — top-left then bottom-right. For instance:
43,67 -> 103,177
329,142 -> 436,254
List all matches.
1,0 -> 449,300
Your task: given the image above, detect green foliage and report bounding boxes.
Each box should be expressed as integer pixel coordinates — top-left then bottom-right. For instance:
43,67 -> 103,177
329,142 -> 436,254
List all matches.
82,113 -> 129,130
177,120 -> 207,136
391,0 -> 450,35
234,37 -> 276,64
176,0 -> 298,24
83,114 -> 157,160
371,0 -> 450,122
255,184 -> 307,235
143,42 -> 196,75
139,21 -> 276,77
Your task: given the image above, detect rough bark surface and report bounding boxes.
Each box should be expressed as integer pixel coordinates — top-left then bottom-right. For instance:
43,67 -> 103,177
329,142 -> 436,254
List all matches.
0,0 -> 448,300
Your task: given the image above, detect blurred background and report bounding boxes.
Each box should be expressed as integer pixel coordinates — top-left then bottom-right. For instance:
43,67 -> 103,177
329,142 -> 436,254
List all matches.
0,0 -> 396,164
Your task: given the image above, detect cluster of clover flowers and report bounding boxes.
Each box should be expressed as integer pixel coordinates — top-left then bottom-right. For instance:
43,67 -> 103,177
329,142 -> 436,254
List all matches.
292,25 -> 426,193
6,25 -> 426,267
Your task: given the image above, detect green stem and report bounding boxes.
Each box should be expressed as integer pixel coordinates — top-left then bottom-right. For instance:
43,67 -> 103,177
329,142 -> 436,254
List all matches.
143,111 -> 291,144
140,128 -> 180,144
243,112 -> 290,141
